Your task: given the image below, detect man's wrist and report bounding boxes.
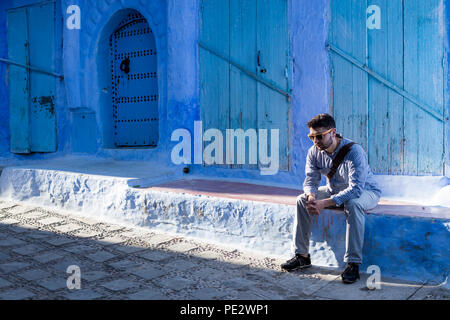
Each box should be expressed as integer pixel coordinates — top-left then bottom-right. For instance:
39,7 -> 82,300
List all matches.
321,198 -> 337,208
330,195 -> 341,207
306,193 -> 316,201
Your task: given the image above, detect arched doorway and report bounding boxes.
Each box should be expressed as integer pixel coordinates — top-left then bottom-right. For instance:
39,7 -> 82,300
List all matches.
110,12 -> 158,147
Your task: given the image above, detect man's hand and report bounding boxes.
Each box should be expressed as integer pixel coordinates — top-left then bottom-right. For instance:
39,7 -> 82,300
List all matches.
306,198 -> 336,215
305,193 -> 318,215
306,199 -> 320,215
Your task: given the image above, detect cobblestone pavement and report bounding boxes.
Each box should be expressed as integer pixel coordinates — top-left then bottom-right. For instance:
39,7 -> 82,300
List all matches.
0,200 -> 448,300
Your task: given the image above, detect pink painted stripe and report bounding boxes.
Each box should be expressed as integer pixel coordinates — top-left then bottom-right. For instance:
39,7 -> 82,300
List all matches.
150,179 -> 300,205
148,179 -> 450,219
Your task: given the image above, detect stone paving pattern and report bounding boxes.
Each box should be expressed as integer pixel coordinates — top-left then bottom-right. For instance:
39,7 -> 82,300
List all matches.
0,200 -> 448,300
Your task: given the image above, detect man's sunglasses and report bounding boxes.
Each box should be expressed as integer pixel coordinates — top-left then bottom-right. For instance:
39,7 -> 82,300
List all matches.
308,128 -> 333,141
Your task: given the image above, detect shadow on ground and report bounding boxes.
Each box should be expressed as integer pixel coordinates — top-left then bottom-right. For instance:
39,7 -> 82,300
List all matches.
0,217 -> 448,300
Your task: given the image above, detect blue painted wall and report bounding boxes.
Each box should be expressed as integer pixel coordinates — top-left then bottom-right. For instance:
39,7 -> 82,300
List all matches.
0,0 -> 11,156
0,0 -> 448,187
446,0 -> 450,176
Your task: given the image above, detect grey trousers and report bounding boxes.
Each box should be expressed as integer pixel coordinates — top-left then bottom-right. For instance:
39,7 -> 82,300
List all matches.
293,186 -> 380,264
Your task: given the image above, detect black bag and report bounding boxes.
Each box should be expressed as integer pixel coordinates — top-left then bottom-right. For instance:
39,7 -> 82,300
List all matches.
326,142 -> 356,182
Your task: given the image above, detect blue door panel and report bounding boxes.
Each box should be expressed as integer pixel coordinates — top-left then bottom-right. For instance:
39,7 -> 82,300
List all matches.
256,0 -> 289,171
330,0 -> 354,147
28,1 -> 57,152
7,9 -> 30,154
404,0 -> 445,174
367,0 -> 404,174
200,0 -> 230,165
200,0 -> 230,136
229,0 -> 257,168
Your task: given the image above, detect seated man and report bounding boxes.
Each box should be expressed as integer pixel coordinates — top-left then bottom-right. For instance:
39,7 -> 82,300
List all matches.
281,113 -> 382,284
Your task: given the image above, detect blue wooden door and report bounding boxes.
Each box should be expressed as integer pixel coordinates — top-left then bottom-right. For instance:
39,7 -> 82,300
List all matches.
330,0 -> 446,175
7,1 -> 57,153
111,13 -> 159,147
200,0 -> 290,170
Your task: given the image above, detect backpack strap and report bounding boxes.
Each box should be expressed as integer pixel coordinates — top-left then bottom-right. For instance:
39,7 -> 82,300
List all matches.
326,142 -> 356,181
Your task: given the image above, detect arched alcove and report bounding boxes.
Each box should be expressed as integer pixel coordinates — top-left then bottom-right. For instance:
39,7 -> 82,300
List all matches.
97,9 -> 159,149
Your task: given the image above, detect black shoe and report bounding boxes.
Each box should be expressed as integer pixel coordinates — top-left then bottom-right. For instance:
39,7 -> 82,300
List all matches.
341,262 -> 360,284
281,254 -> 311,272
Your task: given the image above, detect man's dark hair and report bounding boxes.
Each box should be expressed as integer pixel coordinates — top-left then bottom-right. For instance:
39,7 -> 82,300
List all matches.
307,113 -> 336,129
